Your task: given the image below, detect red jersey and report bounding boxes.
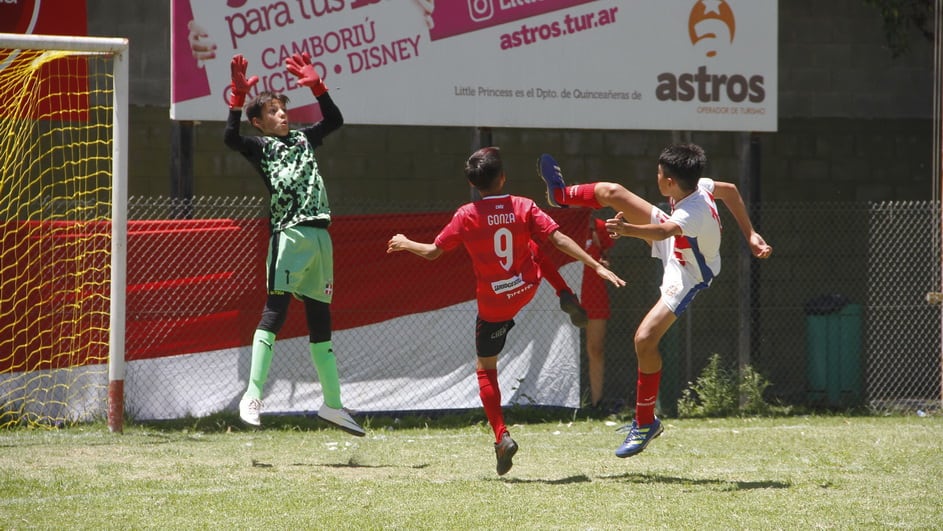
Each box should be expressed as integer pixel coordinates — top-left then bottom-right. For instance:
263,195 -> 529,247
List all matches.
585,217 -> 614,262
581,217 -> 615,318
434,195 -> 560,321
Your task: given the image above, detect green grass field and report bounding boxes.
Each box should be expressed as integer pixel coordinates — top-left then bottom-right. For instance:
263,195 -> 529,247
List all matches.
1,413 -> 941,530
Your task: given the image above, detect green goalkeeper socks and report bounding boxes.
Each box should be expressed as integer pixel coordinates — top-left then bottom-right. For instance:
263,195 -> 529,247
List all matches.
244,330 -> 275,400
244,335 -> 342,408
310,341 -> 343,409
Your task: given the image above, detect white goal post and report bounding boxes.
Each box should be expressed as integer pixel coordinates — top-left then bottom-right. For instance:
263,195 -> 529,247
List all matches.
0,33 -> 128,432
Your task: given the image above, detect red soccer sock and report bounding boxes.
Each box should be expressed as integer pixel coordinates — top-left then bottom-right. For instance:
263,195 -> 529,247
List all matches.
477,368 -> 507,443
635,369 -> 662,426
560,183 -> 603,209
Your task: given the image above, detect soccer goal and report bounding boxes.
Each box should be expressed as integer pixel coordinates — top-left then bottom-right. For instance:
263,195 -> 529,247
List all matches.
0,33 -> 128,432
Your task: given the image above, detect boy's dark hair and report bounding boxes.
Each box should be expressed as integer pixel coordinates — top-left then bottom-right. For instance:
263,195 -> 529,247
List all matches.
245,91 -> 289,123
465,146 -> 503,190
658,143 -> 706,191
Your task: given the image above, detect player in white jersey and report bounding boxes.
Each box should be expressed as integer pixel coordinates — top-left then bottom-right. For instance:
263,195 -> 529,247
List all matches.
538,143 -> 772,458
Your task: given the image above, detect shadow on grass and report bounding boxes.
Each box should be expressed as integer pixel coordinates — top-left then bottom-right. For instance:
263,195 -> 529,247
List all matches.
602,472 -> 791,491
247,458 -> 429,469
103,404 -> 891,436
133,406 -> 583,434
311,461 -> 430,470
503,474 -> 593,485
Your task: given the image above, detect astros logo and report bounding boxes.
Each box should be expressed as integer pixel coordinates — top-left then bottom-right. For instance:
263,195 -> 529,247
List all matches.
688,0 -> 736,58
655,0 -> 764,104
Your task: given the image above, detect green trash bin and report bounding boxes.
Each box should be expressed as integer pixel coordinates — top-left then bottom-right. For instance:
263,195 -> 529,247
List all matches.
805,295 -> 862,407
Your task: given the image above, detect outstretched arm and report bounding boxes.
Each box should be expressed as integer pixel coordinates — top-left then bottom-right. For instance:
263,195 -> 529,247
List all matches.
224,55 -> 262,155
228,54 -> 258,110
387,234 -> 444,260
712,181 -> 773,259
286,52 -> 329,97
605,212 -> 680,243
548,231 -> 626,288
286,52 -> 343,137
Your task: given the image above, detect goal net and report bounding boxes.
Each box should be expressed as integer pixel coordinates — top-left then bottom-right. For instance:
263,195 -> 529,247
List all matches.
0,34 -> 128,431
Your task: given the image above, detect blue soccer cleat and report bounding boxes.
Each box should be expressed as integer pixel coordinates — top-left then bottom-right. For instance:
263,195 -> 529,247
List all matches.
615,417 -> 663,458
537,153 -> 568,208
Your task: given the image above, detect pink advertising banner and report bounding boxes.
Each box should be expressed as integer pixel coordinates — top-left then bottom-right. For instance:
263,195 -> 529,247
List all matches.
170,0 -> 778,132
170,0 -> 211,104
428,0 -> 596,41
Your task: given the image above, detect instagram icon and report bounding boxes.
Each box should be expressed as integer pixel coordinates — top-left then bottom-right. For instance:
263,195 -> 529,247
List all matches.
468,0 -> 494,22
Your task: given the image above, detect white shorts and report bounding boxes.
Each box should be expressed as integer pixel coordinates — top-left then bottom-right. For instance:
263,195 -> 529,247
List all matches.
649,206 -> 710,316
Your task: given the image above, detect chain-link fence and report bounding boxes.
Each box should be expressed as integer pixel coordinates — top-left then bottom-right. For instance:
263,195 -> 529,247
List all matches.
115,197 -> 942,420
867,202 -> 942,411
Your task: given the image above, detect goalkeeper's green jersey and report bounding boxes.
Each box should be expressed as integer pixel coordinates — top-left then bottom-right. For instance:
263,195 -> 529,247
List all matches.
223,92 -> 343,232
257,129 -> 330,231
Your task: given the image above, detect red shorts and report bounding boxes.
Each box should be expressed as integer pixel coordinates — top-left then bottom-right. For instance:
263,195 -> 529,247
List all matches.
580,268 -> 610,320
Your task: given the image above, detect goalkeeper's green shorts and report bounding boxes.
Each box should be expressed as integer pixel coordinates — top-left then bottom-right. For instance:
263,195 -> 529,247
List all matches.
266,224 -> 333,303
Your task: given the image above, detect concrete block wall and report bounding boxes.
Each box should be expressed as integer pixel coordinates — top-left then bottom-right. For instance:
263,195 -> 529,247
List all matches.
97,0 -> 936,205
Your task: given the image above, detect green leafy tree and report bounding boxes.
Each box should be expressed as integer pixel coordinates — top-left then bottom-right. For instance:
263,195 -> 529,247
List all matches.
863,0 -> 936,57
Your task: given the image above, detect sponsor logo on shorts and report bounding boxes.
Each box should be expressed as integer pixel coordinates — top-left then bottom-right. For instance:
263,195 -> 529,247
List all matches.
664,284 -> 681,298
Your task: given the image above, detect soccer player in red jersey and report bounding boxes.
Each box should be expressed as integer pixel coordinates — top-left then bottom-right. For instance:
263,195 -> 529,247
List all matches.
387,146 -> 625,476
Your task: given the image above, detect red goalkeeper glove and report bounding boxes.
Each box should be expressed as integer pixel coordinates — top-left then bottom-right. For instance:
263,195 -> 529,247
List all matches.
285,52 -> 327,97
229,54 -> 259,109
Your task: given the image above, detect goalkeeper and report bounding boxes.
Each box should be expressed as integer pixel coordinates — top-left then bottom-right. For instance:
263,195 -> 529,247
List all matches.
223,53 -> 364,436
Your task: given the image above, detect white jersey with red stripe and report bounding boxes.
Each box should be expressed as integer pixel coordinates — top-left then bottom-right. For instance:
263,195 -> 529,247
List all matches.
434,194 -> 559,322
652,178 -> 722,314
666,178 -> 722,283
